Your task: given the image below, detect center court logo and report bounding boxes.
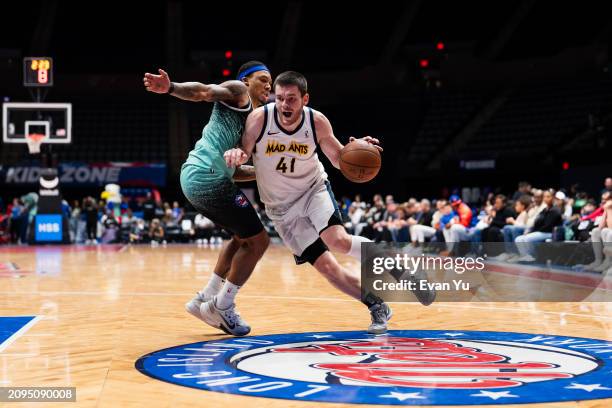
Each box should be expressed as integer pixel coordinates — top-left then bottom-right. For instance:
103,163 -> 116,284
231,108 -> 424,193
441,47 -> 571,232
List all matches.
136,330 -> 612,405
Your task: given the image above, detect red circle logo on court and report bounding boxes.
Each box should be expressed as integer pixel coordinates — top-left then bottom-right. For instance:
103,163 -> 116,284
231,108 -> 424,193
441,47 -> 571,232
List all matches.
136,330 -> 612,405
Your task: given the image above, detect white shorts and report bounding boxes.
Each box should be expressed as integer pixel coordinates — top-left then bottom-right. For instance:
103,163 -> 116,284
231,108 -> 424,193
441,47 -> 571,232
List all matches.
265,180 -> 342,261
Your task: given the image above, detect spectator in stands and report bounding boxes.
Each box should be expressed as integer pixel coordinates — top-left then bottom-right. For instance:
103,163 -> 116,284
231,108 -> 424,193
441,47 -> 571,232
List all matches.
142,192 -> 156,222
344,202 -> 366,235
602,177 -> 612,195
512,181 -> 532,201
373,202 -> 398,242
570,199 -> 599,242
388,205 -> 410,242
121,208 -> 138,229
9,198 -> 25,244
172,201 -> 183,223
83,197 -> 99,245
441,195 -> 473,255
70,200 -> 81,243
353,194 -> 366,209
385,195 -> 395,205
100,211 -> 120,244
410,199 -> 440,246
582,193 -> 612,271
481,194 -> 515,255
148,218 -> 165,245
162,208 -> 175,227
498,194 -> 533,260
512,189 -> 563,262
409,199 -> 435,245
154,198 -> 165,219
597,198 -> 612,274
438,202 -> 456,241
554,191 -> 573,223
528,189 -> 546,226
359,194 -> 386,239
420,199 -> 433,224
129,219 -> 146,244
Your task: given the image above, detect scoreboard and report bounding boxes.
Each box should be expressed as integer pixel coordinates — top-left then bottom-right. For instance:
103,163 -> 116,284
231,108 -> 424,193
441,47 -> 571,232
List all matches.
23,57 -> 53,87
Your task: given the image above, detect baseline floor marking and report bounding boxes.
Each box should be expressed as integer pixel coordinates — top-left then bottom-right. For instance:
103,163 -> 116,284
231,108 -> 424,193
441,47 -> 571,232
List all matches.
0,316 -> 42,354
1,291 -> 611,322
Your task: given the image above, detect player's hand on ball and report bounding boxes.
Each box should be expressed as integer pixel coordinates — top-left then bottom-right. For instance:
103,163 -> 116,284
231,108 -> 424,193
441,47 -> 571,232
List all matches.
224,148 -> 248,167
143,69 -> 171,94
349,136 -> 383,152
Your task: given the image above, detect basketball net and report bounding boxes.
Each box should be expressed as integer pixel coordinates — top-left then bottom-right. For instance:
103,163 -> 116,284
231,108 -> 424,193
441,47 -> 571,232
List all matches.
26,133 -> 47,154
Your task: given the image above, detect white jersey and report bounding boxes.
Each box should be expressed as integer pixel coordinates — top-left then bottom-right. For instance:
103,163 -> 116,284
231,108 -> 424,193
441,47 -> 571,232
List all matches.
253,103 -> 327,211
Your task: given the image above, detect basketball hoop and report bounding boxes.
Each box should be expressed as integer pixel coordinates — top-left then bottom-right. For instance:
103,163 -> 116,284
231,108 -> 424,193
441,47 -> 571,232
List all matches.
26,133 -> 47,154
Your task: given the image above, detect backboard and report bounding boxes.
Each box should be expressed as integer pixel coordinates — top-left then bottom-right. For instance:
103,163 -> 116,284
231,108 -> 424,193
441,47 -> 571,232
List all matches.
2,102 -> 72,144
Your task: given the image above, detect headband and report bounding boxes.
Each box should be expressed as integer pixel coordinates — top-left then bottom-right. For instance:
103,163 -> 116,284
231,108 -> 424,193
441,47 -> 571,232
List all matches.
237,64 -> 269,80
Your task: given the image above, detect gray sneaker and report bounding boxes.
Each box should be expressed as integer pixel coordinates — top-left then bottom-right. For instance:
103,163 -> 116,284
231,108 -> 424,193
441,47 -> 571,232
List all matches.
199,297 -> 251,336
185,291 -> 210,323
398,266 -> 437,306
368,302 -> 393,334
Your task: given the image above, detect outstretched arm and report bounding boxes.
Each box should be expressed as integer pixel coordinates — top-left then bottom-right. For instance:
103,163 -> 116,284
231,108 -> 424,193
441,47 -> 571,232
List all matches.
143,68 -> 249,106
314,111 -> 382,169
224,107 -> 266,167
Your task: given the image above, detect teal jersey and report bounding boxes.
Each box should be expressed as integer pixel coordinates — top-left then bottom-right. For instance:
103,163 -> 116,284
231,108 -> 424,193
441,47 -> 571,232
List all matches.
183,100 -> 252,183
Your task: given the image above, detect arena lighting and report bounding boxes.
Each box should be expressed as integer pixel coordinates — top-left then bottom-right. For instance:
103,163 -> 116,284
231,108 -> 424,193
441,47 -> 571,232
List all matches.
562,161 -> 570,170
222,68 -> 231,77
419,58 -> 429,68
436,42 -> 445,51
225,50 -> 233,59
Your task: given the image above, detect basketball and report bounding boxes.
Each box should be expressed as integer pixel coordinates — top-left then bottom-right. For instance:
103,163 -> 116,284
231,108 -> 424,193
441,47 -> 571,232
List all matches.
339,140 -> 381,183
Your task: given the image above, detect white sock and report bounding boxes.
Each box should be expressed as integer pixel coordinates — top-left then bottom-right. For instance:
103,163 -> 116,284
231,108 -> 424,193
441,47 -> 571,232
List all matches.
348,236 -> 371,260
202,273 -> 225,299
216,280 -> 241,309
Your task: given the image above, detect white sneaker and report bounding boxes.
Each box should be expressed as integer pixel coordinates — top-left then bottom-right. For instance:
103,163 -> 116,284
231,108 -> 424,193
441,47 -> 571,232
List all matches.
594,257 -> 612,272
505,254 -> 521,263
514,254 -> 536,263
200,297 -> 251,336
185,291 -> 211,322
488,253 -> 511,261
577,260 -> 602,271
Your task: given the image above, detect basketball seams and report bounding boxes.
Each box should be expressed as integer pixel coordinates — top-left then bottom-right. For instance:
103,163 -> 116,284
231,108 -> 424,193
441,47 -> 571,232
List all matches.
339,149 -> 381,168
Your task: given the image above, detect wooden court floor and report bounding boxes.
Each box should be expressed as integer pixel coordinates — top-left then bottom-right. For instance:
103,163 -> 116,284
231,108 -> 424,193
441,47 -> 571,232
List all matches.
0,243 -> 611,407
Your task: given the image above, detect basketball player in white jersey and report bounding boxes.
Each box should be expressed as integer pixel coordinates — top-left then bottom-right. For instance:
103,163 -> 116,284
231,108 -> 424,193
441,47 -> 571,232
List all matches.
222,71 -> 400,333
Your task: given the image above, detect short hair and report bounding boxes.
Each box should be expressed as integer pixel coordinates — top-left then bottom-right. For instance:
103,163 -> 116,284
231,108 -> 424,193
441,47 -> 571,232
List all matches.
495,194 -> 507,204
517,195 -> 532,209
237,60 -> 268,79
273,71 -> 308,96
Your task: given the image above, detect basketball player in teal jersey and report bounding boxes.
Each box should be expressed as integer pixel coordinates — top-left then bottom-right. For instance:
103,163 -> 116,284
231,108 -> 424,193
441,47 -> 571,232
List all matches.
143,62 -> 272,336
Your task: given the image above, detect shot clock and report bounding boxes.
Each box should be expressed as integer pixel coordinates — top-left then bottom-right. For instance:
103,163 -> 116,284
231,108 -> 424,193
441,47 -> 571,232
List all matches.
23,57 -> 53,87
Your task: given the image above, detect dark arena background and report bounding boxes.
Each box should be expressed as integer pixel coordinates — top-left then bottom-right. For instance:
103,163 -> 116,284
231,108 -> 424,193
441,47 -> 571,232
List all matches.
0,1 -> 611,407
